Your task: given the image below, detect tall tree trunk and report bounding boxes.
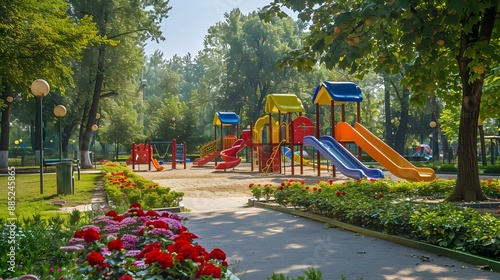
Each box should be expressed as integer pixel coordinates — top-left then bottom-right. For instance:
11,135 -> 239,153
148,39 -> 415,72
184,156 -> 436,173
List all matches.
81,46 -> 105,168
0,85 -> 12,168
383,76 -> 393,147
446,5 -> 497,201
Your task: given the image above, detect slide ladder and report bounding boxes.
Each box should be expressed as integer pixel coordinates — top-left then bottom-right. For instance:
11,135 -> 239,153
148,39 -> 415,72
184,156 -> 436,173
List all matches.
262,140 -> 285,174
193,139 -> 220,166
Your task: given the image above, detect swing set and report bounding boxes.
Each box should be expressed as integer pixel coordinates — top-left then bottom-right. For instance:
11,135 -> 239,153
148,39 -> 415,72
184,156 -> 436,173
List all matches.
126,139 -> 187,171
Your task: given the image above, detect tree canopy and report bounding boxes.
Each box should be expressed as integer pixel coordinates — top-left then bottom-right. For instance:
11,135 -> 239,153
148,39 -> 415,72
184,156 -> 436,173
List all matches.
262,0 -> 500,201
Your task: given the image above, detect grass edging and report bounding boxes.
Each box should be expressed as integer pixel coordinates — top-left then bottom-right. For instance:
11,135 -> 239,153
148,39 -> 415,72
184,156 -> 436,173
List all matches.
252,201 -> 500,272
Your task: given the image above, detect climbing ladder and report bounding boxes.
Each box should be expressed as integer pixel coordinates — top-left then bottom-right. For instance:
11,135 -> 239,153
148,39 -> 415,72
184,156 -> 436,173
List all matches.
262,140 -> 286,174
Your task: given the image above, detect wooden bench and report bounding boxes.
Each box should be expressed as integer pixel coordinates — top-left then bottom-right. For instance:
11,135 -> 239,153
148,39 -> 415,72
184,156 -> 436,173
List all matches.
43,158 -> 81,180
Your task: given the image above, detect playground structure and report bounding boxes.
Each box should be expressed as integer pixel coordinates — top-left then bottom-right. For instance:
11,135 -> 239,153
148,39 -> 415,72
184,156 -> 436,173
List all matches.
126,139 -> 187,171
248,94 -> 318,174
193,112 -> 241,167
194,82 -> 436,181
308,81 -> 435,181
211,94 -> 322,174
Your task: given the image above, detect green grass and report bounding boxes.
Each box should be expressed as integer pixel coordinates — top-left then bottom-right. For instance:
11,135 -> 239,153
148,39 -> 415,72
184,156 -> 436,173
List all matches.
0,172 -> 102,220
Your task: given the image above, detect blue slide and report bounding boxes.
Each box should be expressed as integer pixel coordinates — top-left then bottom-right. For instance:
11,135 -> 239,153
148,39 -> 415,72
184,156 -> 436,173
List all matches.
303,135 -> 384,180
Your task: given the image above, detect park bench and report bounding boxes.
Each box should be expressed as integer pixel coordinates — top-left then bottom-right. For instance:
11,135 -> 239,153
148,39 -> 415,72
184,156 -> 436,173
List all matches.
403,155 -> 429,162
43,158 -> 81,180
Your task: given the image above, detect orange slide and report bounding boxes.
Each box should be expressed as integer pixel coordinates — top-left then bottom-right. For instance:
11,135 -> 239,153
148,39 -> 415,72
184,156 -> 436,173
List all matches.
151,159 -> 164,171
335,122 -> 435,182
126,143 -> 164,171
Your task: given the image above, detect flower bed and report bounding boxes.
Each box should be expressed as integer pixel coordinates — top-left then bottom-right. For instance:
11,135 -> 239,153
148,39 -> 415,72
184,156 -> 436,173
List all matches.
60,203 -> 231,279
249,178 -> 500,263
102,162 -> 183,209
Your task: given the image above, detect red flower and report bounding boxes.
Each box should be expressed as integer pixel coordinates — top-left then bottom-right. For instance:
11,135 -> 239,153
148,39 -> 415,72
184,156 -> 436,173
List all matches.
136,242 -> 162,259
73,230 -> 84,238
167,239 -> 190,253
146,220 -> 169,229
87,251 -> 105,266
156,253 -> 174,269
114,215 -> 125,222
145,210 -> 160,217
377,193 -> 384,200
208,248 -> 226,261
82,228 -> 100,243
130,202 -> 141,209
105,210 -> 118,217
174,232 -> 199,243
119,274 -> 134,280
145,248 -> 174,269
199,263 -> 221,278
108,238 -> 124,251
176,244 -> 201,263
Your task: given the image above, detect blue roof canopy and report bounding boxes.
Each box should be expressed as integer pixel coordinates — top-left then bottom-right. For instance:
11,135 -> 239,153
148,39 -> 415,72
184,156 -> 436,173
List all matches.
213,112 -> 240,126
312,81 -> 363,105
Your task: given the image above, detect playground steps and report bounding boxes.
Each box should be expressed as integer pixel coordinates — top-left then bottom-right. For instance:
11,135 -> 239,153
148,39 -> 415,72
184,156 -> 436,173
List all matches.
193,151 -> 221,167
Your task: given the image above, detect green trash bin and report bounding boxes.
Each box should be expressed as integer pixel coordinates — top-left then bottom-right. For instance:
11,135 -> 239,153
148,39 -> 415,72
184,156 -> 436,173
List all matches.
56,162 -> 74,195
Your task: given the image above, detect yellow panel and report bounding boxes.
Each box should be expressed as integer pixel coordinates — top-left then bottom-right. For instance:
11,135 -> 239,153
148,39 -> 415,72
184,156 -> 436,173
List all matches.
265,94 -> 305,114
314,87 -> 345,105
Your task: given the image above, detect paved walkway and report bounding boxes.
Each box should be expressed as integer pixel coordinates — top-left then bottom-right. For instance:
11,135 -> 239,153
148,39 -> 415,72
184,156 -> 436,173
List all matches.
184,206 -> 499,280
74,169 -> 499,279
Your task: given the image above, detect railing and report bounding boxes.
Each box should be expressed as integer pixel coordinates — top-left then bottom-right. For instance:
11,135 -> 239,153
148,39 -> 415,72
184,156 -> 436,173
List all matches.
199,139 -> 219,158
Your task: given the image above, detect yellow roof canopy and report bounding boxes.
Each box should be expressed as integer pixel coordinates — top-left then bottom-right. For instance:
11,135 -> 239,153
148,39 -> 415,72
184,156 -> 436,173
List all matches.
265,94 -> 305,114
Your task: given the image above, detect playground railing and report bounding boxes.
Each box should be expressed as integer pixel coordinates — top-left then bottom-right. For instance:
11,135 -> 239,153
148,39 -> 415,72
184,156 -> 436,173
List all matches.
199,139 -> 219,158
223,136 -> 237,150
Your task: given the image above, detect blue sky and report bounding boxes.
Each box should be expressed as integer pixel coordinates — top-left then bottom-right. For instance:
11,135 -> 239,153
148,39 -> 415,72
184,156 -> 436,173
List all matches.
144,0 -> 278,58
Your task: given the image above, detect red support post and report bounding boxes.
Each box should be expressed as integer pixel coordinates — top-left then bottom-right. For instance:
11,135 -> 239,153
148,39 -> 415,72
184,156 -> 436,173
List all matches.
172,139 -> 177,169
132,142 -> 136,170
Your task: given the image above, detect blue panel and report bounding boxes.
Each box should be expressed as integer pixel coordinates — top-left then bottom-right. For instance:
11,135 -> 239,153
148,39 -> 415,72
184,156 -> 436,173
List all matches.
216,112 -> 240,125
313,81 -> 363,103
303,135 -> 384,180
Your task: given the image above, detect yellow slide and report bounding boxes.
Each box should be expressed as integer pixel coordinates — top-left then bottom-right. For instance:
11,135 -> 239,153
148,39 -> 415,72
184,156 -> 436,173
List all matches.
335,122 -> 435,182
292,153 -> 329,170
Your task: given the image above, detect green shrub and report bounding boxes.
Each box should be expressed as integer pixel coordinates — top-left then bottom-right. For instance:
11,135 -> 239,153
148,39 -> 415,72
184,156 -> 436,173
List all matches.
102,161 -> 183,208
484,164 -> 500,174
438,163 -> 458,172
263,178 -> 500,261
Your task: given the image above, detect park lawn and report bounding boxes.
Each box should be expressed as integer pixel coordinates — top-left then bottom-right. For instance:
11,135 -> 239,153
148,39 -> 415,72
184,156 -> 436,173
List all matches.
0,172 -> 102,220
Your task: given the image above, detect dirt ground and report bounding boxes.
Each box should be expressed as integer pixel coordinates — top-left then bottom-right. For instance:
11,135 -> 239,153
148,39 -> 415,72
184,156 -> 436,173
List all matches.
135,162 -> 349,199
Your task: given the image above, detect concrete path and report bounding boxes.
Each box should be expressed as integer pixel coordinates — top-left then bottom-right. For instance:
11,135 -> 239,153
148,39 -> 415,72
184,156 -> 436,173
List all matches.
184,205 -> 499,280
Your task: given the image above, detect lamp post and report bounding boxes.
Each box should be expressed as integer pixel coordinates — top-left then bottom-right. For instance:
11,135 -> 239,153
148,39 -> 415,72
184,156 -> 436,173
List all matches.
478,118 -> 486,166
54,105 -> 67,162
92,124 -> 98,169
429,121 -> 438,161
31,79 -> 50,194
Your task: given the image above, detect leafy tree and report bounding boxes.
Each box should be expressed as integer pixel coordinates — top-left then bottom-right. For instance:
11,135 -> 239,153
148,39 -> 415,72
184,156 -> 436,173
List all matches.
99,100 -> 142,161
201,9 -> 308,123
69,0 -> 171,168
0,0 -> 99,167
263,0 -> 500,202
